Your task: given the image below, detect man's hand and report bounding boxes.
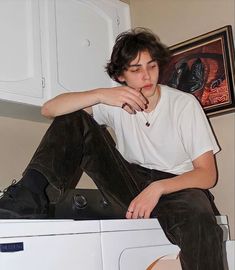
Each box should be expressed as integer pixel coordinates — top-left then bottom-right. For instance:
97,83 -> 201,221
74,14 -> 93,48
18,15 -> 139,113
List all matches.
98,86 -> 147,114
126,181 -> 164,219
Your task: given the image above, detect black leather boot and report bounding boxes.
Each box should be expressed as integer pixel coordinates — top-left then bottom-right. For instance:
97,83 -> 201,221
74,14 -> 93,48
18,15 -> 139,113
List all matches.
0,180 -> 49,219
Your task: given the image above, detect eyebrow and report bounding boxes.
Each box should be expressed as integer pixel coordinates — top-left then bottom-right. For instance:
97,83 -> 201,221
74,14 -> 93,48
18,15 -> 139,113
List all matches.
128,59 -> 156,67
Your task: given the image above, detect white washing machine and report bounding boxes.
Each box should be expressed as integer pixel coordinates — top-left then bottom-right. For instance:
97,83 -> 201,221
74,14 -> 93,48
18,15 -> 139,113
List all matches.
0,216 -> 233,270
100,216 -> 234,270
0,219 -> 103,270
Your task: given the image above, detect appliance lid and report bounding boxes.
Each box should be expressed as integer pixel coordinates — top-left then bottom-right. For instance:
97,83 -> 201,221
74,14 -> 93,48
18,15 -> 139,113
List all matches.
0,219 -> 100,238
100,216 -> 228,232
100,218 -> 162,232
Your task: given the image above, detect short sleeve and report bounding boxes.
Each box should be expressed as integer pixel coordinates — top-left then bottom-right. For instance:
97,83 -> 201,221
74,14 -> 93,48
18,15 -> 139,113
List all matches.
178,96 -> 220,161
92,103 -> 115,128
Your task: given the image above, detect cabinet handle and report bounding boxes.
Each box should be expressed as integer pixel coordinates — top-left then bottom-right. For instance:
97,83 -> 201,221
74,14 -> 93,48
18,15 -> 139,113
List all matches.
82,39 -> 91,47
42,77 -> 46,88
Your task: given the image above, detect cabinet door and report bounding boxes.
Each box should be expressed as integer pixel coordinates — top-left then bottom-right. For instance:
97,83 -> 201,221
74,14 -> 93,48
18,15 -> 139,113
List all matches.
43,0 -> 130,98
0,0 -> 44,105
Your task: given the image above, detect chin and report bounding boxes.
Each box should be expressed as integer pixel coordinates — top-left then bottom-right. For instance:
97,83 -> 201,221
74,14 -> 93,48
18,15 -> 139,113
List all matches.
141,87 -> 155,97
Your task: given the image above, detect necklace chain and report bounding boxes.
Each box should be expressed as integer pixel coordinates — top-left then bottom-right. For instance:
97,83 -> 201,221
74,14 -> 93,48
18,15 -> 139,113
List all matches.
140,86 -> 161,127
141,111 -> 153,127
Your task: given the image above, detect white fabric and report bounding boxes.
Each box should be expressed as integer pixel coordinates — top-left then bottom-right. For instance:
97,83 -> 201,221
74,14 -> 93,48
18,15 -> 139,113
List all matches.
92,85 -> 220,175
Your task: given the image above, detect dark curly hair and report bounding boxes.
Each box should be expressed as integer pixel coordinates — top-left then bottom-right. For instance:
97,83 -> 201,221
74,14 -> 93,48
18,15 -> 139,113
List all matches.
106,27 -> 171,84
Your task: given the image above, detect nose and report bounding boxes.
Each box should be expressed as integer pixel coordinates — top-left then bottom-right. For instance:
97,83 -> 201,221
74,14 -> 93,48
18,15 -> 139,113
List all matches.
142,68 -> 150,80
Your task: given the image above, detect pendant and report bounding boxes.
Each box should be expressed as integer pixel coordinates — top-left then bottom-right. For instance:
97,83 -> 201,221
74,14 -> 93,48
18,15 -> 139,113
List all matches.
146,122 -> 150,127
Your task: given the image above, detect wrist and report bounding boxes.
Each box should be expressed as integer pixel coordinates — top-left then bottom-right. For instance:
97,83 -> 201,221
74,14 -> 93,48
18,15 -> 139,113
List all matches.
150,181 -> 165,195
93,88 -> 106,104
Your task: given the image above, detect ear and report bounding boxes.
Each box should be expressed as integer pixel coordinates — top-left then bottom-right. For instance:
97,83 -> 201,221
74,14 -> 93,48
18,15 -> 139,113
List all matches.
117,75 -> 125,83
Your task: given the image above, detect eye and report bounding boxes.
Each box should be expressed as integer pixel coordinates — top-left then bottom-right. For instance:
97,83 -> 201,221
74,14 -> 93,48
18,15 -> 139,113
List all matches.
130,68 -> 140,73
150,64 -> 157,69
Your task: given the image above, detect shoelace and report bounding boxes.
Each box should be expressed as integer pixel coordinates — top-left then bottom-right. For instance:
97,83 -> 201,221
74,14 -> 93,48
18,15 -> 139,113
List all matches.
0,179 -> 18,199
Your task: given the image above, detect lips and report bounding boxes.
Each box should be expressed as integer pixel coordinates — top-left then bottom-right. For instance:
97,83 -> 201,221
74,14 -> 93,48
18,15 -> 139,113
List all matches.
143,84 -> 153,89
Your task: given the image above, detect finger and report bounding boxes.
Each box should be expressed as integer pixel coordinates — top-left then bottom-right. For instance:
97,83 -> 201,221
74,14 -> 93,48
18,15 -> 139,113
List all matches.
124,88 -> 147,110
132,208 -> 141,219
137,212 -> 145,219
121,102 -> 136,114
126,201 -> 136,219
128,94 -> 146,111
139,89 -> 149,106
122,97 -> 143,112
134,206 -> 146,219
144,210 -> 151,219
126,208 -> 134,219
124,107 -> 136,114
132,89 -> 148,104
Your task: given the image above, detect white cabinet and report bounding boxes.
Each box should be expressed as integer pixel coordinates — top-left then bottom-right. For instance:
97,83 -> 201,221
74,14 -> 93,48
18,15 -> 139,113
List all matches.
42,0 -> 130,99
0,0 -> 43,106
0,0 -> 130,106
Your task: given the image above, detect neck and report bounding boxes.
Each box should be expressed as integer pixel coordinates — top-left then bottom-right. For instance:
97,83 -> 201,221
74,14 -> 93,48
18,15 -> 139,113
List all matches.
144,85 -> 161,112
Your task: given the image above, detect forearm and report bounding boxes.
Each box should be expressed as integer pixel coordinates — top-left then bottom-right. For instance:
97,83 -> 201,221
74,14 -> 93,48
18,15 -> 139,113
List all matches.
41,85 -> 147,119
153,151 -> 217,196
41,89 -> 102,118
154,166 -> 217,196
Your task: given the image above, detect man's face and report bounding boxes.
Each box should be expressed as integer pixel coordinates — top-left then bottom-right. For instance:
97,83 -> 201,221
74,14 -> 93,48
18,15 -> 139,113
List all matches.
118,50 -> 159,98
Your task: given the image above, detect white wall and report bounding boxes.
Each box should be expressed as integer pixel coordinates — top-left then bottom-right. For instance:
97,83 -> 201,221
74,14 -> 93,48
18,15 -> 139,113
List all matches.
129,0 -> 235,238
0,117 -> 49,186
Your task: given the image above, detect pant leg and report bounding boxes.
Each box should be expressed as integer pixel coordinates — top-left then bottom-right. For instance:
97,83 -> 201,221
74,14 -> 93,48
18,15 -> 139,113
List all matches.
24,110 -> 140,209
125,165 -> 224,269
153,188 -> 224,270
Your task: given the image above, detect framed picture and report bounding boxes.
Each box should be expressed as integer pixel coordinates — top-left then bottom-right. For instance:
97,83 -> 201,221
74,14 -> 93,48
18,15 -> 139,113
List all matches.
159,25 -> 235,116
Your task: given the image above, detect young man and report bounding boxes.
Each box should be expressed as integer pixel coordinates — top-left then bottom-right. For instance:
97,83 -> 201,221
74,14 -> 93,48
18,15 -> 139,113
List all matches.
0,28 -> 224,269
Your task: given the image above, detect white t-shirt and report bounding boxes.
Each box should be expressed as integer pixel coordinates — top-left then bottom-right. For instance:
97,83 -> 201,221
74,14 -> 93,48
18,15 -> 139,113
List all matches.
92,85 -> 220,175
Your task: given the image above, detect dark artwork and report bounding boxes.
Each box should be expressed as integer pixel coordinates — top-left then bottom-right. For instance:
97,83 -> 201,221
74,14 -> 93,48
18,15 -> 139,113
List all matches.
159,26 -> 235,116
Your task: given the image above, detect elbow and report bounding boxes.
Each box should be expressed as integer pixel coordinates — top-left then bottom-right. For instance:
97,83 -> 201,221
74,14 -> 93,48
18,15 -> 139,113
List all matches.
208,169 -> 218,189
211,174 -> 218,189
41,102 -> 55,119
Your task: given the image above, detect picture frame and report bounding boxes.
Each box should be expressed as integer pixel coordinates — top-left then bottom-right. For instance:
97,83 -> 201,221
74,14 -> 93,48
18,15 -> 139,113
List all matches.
159,25 -> 235,116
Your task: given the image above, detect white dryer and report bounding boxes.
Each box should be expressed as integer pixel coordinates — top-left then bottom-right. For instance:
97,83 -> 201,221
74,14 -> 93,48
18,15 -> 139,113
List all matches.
0,217 -> 233,270
100,216 -> 233,270
0,219 -> 103,270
